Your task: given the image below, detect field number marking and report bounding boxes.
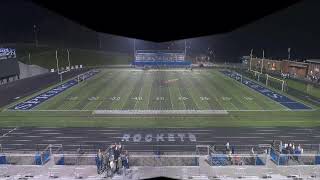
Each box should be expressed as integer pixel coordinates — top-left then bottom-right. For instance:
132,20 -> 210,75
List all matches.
178,96 -> 188,101
156,97 -> 165,101
88,97 -> 99,101
110,96 -> 121,101
200,97 -> 210,101
132,97 -> 143,101
222,97 -> 231,101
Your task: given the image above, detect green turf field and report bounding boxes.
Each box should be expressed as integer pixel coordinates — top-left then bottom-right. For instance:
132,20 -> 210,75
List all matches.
2,68 -> 319,128
29,69 -> 287,111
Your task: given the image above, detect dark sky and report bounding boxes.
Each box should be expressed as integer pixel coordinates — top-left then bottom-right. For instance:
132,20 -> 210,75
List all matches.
1,0 -> 320,62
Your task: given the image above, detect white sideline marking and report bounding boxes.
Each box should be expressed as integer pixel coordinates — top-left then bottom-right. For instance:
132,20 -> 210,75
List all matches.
93,110 -> 228,115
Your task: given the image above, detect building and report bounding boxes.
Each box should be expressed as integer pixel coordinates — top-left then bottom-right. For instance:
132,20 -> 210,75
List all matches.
305,59 -> 320,78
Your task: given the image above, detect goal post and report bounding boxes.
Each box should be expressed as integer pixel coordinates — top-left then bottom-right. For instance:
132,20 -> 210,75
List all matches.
267,75 -> 286,92
246,70 -> 286,92
76,73 -> 86,84
55,49 -> 71,82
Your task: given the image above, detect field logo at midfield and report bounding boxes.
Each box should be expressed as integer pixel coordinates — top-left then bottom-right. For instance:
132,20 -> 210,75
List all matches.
121,133 -> 197,142
10,70 -> 99,110
220,71 -> 311,110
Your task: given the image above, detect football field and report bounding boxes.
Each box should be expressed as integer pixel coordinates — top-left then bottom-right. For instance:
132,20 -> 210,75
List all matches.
24,69 -> 288,111
2,68 -> 319,128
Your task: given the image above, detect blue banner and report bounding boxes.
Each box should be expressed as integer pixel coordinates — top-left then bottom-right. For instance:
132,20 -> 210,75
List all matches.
220,71 -> 311,110
10,70 -> 99,110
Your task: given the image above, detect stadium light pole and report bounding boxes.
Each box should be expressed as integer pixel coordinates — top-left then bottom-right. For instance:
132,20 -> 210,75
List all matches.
33,25 -> 38,47
250,49 -> 253,71
67,49 -> 71,71
185,40 -> 187,57
260,49 -> 264,74
133,39 -> 136,59
28,53 -> 31,65
56,50 -> 63,82
288,48 -> 291,61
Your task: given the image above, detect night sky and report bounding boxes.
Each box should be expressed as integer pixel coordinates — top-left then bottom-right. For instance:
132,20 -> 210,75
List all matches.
1,0 -> 320,62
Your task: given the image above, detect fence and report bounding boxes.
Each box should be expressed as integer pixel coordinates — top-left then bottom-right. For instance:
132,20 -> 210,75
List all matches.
270,146 -> 320,166
206,144 -> 269,166
53,153 -> 199,167
207,154 -> 267,166
0,144 -> 62,165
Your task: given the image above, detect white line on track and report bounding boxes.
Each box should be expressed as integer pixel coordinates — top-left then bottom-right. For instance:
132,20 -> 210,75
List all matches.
86,129 -> 121,132
0,127 -> 17,138
23,136 -> 43,138
10,132 -> 28,135
240,133 -> 276,135
42,139 -> 59,142
39,132 -> 62,135
78,140 -> 113,143
100,133 -> 122,135
56,137 -> 87,139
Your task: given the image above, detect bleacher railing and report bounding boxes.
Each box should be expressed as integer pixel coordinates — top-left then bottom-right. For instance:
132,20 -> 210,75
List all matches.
270,146 -> 320,166
0,144 -> 62,165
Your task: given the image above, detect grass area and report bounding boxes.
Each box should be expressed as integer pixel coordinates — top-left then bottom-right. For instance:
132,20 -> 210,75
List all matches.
32,69 -> 285,111
286,78 -> 320,98
8,44 -> 132,69
1,68 -> 319,128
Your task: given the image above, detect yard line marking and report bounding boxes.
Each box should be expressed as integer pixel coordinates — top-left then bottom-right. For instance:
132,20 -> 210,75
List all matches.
132,72 -> 144,110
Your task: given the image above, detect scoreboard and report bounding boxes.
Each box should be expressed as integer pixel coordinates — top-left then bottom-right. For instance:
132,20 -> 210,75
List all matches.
0,48 -> 19,79
0,48 -> 16,60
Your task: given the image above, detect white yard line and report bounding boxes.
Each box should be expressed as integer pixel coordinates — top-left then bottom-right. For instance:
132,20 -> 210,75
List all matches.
121,74 -> 140,110
133,75 -> 145,110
